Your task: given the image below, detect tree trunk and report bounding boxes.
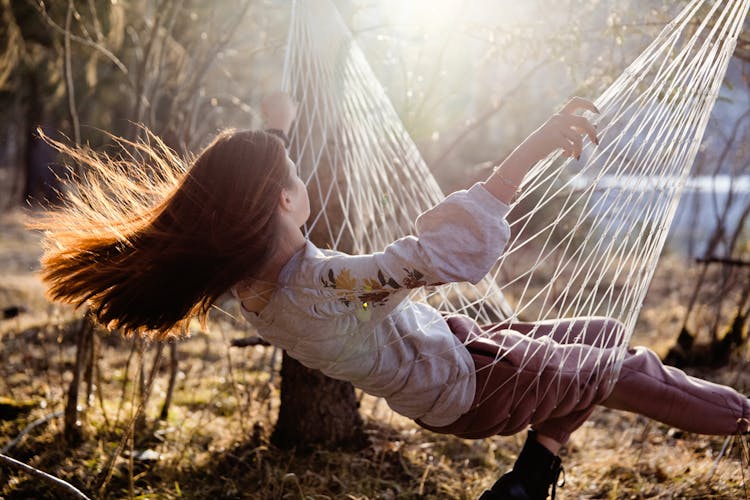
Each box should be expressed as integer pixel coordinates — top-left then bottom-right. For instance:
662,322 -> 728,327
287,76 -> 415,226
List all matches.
271,352 -> 367,451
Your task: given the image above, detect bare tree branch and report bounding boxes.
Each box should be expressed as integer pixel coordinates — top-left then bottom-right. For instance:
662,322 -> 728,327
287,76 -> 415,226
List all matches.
85,0 -> 105,43
0,452 -> 90,499
159,342 -> 178,420
174,0 -> 253,147
35,0 -> 129,76
147,0 -> 183,128
695,257 -> 750,267
130,0 -> 169,139
63,0 -> 80,145
1,411 -> 63,454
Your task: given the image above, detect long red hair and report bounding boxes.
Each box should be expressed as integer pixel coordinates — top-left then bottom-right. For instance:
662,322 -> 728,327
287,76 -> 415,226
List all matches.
33,129 -> 291,339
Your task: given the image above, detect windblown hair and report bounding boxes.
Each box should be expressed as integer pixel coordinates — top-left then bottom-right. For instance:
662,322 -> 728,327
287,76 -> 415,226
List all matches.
33,129 -> 291,339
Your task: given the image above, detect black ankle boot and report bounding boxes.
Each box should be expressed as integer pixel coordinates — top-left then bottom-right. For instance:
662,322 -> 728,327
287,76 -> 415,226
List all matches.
478,430 -> 563,500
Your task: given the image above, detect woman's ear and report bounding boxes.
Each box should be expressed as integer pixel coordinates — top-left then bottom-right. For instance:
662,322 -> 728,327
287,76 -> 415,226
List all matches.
278,188 -> 292,212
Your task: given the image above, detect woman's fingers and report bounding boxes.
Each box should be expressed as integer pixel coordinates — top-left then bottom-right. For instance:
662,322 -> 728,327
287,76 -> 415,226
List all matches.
552,113 -> 597,145
567,114 -> 598,145
525,97 -> 600,161
561,96 -> 600,115
551,113 -> 597,147
560,129 -> 583,159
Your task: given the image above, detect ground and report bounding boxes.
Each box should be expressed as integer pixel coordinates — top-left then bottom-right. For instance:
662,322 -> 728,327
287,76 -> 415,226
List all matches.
1,208 -> 749,499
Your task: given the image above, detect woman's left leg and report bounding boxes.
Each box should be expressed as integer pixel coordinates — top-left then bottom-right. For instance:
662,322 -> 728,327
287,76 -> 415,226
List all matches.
600,345 -> 750,434
477,316 -> 627,443
481,316 -> 750,440
485,316 -> 624,347
432,315 -> 750,499
441,315 -> 624,499
422,315 -> 625,440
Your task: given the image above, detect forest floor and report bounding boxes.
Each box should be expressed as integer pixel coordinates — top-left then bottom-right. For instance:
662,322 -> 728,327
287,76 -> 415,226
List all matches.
2,207 -> 750,499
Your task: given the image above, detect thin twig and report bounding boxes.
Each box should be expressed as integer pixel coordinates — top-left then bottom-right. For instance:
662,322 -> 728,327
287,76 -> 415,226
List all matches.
35,0 -> 129,76
64,0 -> 81,145
219,325 -> 246,434
147,0 -> 182,128
114,339 -> 138,430
96,342 -> 163,496
0,452 -> 90,499
738,434 -> 749,499
159,342 -> 178,420
83,328 -> 97,410
85,0 -> 105,43
141,342 -> 165,412
173,0 -> 253,146
64,312 -> 93,443
1,410 -> 64,454
695,257 -> 750,267
130,0 -> 168,139
708,435 -> 732,481
95,340 -> 111,432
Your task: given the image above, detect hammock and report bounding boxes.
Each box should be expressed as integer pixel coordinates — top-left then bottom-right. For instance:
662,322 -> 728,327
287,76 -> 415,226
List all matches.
281,0 -> 749,408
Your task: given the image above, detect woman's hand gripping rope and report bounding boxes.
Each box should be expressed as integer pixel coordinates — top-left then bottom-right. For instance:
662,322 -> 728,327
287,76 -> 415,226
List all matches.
528,96 -> 599,161
483,96 -> 599,204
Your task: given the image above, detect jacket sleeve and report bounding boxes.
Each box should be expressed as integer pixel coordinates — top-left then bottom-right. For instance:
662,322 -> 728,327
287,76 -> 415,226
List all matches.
308,182 -> 511,314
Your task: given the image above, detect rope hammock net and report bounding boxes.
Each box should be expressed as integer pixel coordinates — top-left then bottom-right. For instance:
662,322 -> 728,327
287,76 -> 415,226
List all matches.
279,0 -> 750,414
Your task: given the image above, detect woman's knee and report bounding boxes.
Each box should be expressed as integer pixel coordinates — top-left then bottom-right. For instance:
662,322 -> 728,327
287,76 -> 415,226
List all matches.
484,316 -> 627,348
576,316 -> 626,347
539,316 -> 625,346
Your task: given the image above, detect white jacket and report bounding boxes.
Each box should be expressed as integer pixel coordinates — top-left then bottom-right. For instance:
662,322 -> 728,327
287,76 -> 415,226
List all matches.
236,183 -> 511,426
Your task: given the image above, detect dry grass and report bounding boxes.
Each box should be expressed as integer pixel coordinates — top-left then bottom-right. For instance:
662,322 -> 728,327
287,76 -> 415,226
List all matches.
1,208 -> 749,499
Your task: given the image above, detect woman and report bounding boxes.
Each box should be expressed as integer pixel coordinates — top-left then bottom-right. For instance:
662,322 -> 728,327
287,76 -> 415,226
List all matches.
37,93 -> 750,500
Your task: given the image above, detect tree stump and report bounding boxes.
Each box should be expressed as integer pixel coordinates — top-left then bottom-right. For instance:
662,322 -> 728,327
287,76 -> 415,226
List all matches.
271,353 -> 367,451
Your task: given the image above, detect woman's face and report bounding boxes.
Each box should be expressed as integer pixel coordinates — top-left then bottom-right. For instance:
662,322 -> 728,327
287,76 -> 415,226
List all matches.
285,157 -> 310,228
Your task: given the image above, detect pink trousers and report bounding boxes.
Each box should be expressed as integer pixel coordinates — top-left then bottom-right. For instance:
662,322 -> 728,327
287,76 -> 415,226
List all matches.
418,315 -> 750,443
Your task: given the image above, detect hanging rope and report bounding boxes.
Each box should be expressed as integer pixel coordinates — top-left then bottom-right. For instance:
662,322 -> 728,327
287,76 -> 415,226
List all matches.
281,0 -> 749,407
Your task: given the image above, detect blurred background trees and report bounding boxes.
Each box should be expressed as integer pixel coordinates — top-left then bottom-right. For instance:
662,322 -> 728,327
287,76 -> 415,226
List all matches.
0,0 -> 285,206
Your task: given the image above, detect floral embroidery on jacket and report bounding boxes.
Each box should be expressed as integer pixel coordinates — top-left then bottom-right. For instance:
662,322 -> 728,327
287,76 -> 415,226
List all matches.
321,266 -> 431,309
402,269 -> 427,288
